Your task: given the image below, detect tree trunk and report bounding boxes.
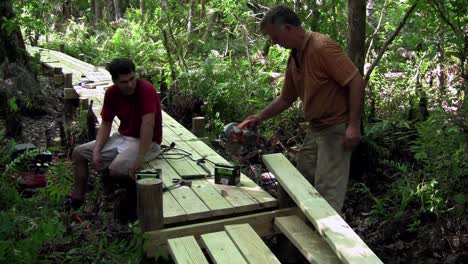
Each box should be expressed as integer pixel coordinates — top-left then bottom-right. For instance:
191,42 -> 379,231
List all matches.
140,0 -> 144,16
187,0 -> 193,32
91,0 -> 101,25
113,0 -> 121,20
346,0 -> 367,183
0,0 -> 29,66
347,0 -> 366,74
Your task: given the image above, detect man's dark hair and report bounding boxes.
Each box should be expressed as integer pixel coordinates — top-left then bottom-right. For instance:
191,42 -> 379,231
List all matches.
107,58 -> 136,80
260,6 -> 301,32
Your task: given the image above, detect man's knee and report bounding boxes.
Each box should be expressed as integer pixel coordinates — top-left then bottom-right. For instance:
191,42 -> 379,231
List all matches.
108,160 -> 129,178
72,146 -> 86,162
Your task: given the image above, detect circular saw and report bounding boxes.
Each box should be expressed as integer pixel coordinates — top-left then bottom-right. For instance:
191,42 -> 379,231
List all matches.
221,122 -> 265,147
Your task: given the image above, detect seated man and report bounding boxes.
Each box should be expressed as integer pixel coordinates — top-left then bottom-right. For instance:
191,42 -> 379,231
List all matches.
66,58 -> 163,209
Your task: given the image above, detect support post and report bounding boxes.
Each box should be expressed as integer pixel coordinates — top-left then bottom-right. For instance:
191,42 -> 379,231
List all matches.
192,116 -> 206,137
64,73 -> 73,88
137,178 -> 163,232
79,97 -> 89,110
277,184 -> 295,208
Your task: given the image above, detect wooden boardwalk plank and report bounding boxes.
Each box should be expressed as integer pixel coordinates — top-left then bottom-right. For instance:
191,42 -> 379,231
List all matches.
145,207 -> 300,257
225,224 -> 281,264
163,117 -> 260,213
263,154 -> 382,264
201,231 -> 248,264
163,112 -> 277,210
275,215 -> 341,264
163,188 -> 188,225
148,160 -> 211,221
168,236 -> 209,264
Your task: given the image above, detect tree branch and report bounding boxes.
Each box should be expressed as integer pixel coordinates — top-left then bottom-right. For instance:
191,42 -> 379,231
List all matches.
364,1 -> 418,82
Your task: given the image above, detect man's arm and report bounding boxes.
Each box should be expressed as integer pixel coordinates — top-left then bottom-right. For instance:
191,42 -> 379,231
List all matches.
92,120 -> 112,169
240,95 -> 294,129
343,73 -> 365,148
137,112 -> 155,161
128,112 -> 155,178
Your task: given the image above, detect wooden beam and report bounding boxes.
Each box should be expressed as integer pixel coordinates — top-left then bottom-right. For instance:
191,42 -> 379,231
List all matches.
225,224 -> 281,264
168,236 -> 209,264
275,215 -> 341,263
192,116 -> 206,137
145,207 -> 300,257
137,178 -> 164,232
262,154 -> 382,264
201,231 -> 248,264
64,88 -> 79,99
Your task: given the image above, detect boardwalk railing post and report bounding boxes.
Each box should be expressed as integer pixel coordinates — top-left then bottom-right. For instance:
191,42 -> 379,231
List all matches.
64,73 -> 73,88
137,178 -> 164,232
192,116 -> 206,137
63,73 -> 78,119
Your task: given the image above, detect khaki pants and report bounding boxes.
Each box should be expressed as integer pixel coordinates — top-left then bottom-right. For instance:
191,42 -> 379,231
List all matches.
74,133 -> 161,176
297,123 -> 351,212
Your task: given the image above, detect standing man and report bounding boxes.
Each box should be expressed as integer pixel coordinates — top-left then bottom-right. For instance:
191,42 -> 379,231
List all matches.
240,6 -> 365,212
66,58 -> 163,209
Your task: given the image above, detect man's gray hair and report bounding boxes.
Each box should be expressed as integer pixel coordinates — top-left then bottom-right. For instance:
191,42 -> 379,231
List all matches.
260,6 -> 301,32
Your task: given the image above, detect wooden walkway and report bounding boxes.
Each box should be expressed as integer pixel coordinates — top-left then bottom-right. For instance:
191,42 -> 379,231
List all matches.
29,47 -> 383,264
27,46 -> 277,225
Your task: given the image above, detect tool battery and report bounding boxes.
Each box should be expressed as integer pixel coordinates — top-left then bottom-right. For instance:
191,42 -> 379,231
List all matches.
214,164 -> 240,186
136,168 -> 162,180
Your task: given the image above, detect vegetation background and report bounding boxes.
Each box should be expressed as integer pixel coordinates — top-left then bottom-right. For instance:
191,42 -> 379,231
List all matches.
0,0 -> 467,263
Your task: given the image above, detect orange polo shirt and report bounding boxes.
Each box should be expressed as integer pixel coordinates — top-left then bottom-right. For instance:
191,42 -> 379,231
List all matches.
281,32 -> 358,129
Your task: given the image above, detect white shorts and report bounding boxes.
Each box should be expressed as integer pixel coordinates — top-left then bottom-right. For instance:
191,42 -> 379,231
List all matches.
74,133 -> 161,176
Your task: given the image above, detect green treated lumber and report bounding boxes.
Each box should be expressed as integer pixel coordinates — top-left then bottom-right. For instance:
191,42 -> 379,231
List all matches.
161,126 -> 235,216
262,153 -> 382,264
201,231 -> 248,264
275,215 -> 341,263
145,207 -> 301,257
161,137 -> 207,177
162,112 -> 277,209
162,190 -> 188,224
148,159 -> 211,221
168,236 -> 209,264
225,224 -> 281,264
162,117 -> 261,213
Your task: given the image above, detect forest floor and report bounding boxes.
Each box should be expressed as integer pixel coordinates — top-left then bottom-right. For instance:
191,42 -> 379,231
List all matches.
7,73 -> 468,263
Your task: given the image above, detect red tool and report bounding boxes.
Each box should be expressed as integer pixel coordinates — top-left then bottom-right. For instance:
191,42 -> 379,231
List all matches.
221,122 -> 265,146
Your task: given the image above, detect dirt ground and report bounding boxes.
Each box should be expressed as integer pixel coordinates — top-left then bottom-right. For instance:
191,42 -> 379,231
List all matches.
9,74 -> 468,263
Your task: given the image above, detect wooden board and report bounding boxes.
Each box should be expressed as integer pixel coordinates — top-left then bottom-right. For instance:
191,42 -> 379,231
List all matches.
263,154 -> 382,264
162,114 -> 261,213
201,231 -> 248,264
163,112 -> 277,210
145,207 -> 300,257
275,215 -> 341,263
168,236 -> 209,264
225,224 -> 281,264
150,160 -> 211,221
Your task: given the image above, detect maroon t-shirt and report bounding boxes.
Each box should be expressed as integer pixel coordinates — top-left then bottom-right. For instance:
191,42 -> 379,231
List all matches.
101,79 -> 162,144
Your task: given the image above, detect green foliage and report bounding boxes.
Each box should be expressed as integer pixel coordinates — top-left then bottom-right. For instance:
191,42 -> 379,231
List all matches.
176,54 -> 275,133
7,97 -> 18,113
411,112 -> 468,179
36,161 -> 73,206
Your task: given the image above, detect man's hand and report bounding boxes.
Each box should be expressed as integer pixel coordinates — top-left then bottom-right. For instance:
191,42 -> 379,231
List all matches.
129,159 -> 145,180
239,115 -> 261,129
342,125 -> 361,149
92,151 -> 103,171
